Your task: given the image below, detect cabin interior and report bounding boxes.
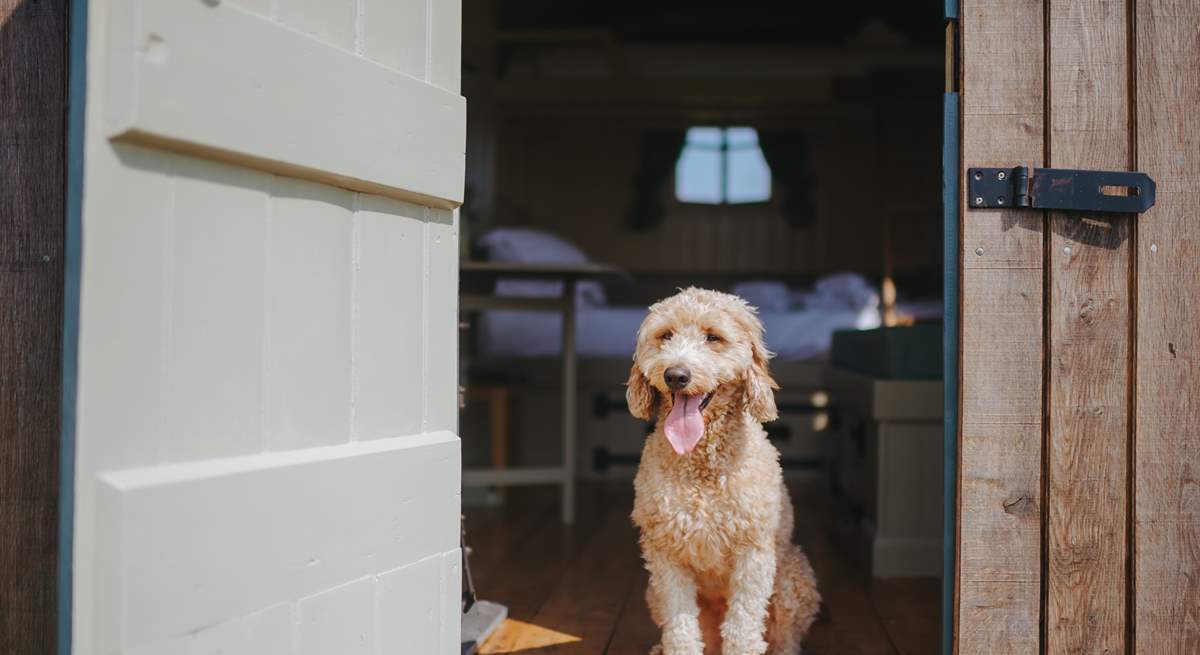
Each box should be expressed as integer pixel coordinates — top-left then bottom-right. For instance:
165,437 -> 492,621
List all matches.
456,3 -> 945,653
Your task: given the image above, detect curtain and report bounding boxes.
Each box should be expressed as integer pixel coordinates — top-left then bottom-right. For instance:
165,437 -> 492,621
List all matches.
627,130 -> 686,231
759,131 -> 816,227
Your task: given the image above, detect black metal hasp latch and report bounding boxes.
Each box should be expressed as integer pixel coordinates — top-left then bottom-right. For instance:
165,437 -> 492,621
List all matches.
967,166 -> 1156,214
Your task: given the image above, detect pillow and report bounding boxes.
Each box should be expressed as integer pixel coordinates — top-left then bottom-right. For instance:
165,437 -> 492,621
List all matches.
576,280 -> 607,305
789,289 -> 812,309
477,228 -> 590,264
731,280 -> 791,312
806,272 -> 879,310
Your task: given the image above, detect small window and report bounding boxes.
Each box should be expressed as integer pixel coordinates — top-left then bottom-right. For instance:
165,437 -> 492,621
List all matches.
675,126 -> 772,205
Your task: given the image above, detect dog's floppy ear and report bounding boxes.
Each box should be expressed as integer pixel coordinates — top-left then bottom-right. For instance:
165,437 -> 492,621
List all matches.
625,363 -> 657,420
744,326 -> 779,423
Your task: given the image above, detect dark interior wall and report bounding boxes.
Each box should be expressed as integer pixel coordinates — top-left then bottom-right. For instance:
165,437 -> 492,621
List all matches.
492,1 -> 945,49
463,2 -> 945,285
491,101 -> 940,277
0,1 -> 67,652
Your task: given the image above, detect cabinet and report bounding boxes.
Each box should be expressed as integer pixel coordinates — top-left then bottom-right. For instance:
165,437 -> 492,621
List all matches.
827,367 -> 942,578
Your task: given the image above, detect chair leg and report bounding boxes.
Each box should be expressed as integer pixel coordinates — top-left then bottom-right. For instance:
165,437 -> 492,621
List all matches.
489,388 -> 509,499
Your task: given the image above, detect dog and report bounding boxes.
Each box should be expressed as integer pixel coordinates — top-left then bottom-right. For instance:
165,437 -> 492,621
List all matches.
627,288 -> 820,655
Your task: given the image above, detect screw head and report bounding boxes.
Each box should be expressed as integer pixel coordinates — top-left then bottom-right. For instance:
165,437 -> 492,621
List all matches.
998,171 -> 1007,180
975,247 -> 984,256
975,196 -> 984,205
973,171 -> 983,181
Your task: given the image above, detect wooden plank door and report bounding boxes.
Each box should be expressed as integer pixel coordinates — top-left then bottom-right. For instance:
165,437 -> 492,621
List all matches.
1131,3 -> 1200,650
954,1 -> 1200,652
65,0 -> 465,653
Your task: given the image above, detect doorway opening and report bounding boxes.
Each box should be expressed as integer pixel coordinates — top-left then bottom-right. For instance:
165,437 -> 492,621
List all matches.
457,3 -> 945,652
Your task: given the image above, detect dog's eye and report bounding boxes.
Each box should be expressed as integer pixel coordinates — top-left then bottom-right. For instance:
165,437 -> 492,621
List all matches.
706,334 -> 723,343
660,331 -> 673,341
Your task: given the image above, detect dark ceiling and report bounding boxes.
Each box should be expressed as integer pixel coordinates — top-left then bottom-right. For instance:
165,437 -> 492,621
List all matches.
494,2 -> 944,49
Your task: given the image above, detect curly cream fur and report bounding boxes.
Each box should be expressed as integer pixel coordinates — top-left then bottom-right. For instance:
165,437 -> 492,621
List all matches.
628,288 -> 820,655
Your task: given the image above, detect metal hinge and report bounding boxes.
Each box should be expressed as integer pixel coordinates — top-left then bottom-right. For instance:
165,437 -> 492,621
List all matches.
967,166 -> 1156,214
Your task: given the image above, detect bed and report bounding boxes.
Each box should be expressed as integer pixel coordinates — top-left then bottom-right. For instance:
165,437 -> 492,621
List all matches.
462,228 -> 940,483
472,227 -> 890,361
476,304 -> 882,361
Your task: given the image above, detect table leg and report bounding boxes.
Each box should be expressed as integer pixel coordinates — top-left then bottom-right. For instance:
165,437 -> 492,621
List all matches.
561,281 -> 576,525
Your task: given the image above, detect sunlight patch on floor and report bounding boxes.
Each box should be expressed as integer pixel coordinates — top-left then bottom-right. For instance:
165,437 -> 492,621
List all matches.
478,618 -> 583,653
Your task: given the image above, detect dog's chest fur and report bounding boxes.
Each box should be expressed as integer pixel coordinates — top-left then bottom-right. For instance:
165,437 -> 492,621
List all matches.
632,426 -> 781,583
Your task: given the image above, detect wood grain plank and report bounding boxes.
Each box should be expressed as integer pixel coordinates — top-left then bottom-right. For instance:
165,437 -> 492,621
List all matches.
956,1 -> 1047,653
869,578 -> 941,655
475,483 -> 933,654
1133,0 -> 1200,652
791,486 -> 896,655
509,505 -> 638,654
605,571 -> 661,655
1045,1 -> 1132,652
0,0 -> 67,652
465,487 -> 558,588
476,488 -> 618,655
475,485 -> 614,650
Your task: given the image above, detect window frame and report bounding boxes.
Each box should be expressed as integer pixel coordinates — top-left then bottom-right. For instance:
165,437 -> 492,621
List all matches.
674,126 -> 772,206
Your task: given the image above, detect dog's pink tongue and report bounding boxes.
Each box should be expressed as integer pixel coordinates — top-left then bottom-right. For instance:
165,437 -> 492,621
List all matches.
664,392 -> 705,455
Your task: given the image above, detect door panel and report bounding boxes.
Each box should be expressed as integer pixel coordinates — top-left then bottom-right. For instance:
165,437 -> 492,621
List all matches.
70,0 -> 464,652
956,0 -> 1200,652
1133,2 -> 1200,651
1045,1 -> 1132,652
103,0 -> 465,207
956,2 -> 1046,653
94,435 -> 458,651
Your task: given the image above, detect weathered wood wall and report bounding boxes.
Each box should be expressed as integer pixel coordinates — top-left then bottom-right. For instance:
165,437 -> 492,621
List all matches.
956,0 -> 1200,652
488,68 -> 943,278
1045,0 -> 1131,651
956,2 -> 1046,652
0,0 -> 67,653
1133,0 -> 1200,651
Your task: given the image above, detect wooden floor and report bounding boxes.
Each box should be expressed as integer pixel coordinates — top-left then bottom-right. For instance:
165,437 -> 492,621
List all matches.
464,483 -> 939,654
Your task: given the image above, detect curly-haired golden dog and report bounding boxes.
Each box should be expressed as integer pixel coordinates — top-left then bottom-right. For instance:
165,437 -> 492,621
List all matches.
627,288 -> 820,655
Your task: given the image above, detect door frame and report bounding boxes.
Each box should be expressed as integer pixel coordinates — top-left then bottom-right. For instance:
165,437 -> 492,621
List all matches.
58,0 -> 89,652
940,93 -> 959,655
941,4 -> 959,654
0,1 -> 72,653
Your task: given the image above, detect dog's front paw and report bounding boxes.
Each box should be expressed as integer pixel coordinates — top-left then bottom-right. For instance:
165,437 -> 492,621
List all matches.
661,615 -> 704,655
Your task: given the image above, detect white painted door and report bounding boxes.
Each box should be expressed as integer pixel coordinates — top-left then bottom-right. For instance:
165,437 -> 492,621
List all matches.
69,0 -> 464,653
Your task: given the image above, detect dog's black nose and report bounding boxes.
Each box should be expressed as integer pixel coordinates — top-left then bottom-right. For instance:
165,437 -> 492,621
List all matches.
664,367 -> 691,391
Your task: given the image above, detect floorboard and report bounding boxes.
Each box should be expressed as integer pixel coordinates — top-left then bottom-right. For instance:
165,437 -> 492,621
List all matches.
605,572 -> 660,655
467,482 -> 939,654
